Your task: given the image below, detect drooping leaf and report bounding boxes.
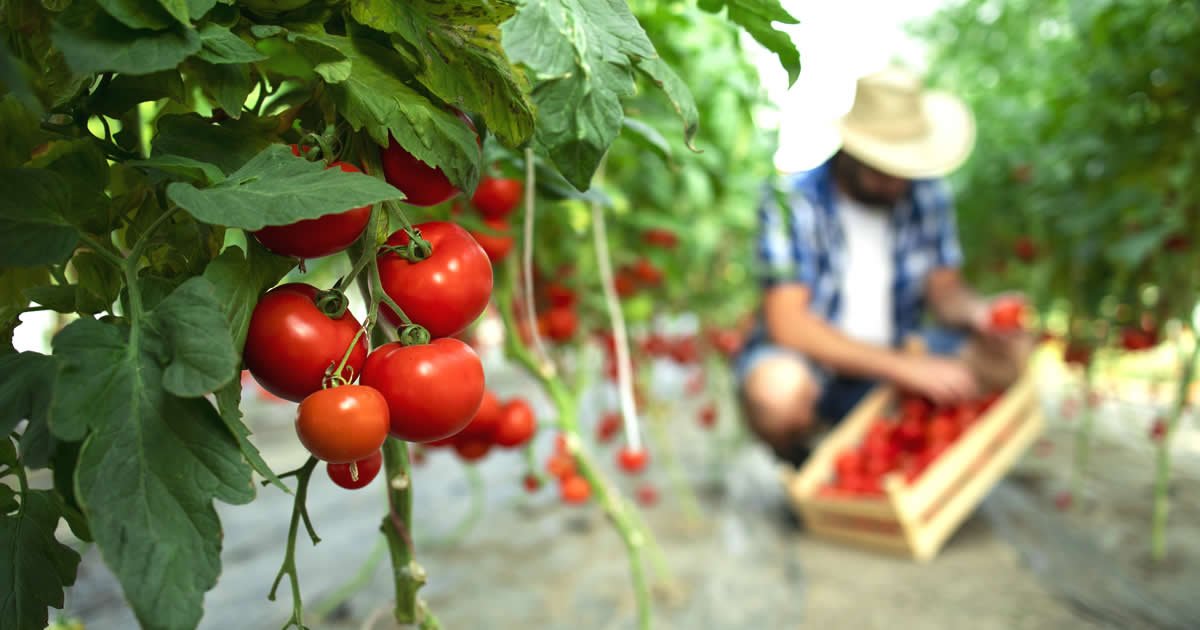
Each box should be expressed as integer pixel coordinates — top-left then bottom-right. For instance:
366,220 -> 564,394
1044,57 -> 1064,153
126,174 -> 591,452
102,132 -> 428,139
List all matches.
697,0 -> 800,85
51,440 -> 92,542
152,112 -> 278,174
0,490 -> 81,630
503,0 -> 655,189
128,154 -> 227,185
0,352 -> 54,438
71,251 -> 123,315
214,380 -> 288,492
51,1 -> 203,75
49,316 -> 254,630
26,140 -> 114,233
0,169 -> 79,266
145,277 -> 238,397
88,70 -> 187,117
620,116 -> 673,165
195,23 -> 267,64
308,33 -> 482,193
96,0 -> 176,31
635,57 -> 700,151
167,143 -> 405,230
348,0 -> 535,147
187,59 -> 253,117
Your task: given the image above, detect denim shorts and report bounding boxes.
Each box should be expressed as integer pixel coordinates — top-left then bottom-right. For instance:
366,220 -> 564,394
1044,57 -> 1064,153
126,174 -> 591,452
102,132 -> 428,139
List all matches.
732,326 -> 966,424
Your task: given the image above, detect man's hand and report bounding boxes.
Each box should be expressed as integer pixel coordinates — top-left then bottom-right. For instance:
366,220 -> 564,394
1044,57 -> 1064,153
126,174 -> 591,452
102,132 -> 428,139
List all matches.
885,355 -> 979,406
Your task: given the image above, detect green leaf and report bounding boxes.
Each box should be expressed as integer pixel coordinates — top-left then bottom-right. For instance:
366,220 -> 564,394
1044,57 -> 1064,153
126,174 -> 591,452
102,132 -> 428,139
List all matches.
0,97 -> 51,169
0,438 -> 14,468
146,277 -> 238,397
167,144 -> 405,230
310,33 -> 481,193
51,441 -> 92,542
0,352 -> 54,438
187,59 -> 253,117
1107,224 -> 1176,266
202,243 -> 294,353
88,71 -> 186,117
0,169 -> 79,266
26,140 -> 114,233
152,112 -> 278,174
214,380 -> 288,492
0,40 -> 42,116
51,1 -> 202,75
635,57 -> 700,151
0,485 -> 16,514
0,267 -> 49,328
129,154 -> 227,185
700,0 -> 799,85
0,490 -> 81,630
96,0 -> 176,30
620,117 -> 673,163
195,23 -> 267,64
48,316 -> 254,630
22,285 -> 77,313
348,0 -> 535,148
503,0 -> 655,190
72,251 -> 123,315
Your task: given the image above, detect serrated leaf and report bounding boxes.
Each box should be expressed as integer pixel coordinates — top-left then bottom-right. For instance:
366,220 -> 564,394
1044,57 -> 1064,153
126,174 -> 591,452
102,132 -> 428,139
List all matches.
0,490 -> 81,630
72,251 -> 123,315
348,0 -> 535,147
214,380 -> 288,492
635,57 -> 699,151
503,0 -> 655,190
701,0 -> 799,85
27,140 -> 113,233
187,59 -> 252,117
152,112 -> 278,174
0,169 -> 79,266
51,1 -> 203,75
167,144 -> 405,230
96,0 -> 176,30
88,70 -> 186,117
309,33 -> 481,193
0,352 -> 54,438
202,244 -> 294,353
195,23 -> 267,64
129,154 -> 227,185
48,316 -> 254,630
145,277 -> 238,397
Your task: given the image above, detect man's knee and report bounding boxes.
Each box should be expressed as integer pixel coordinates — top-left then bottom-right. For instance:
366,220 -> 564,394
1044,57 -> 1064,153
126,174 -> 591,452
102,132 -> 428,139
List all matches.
741,355 -> 820,437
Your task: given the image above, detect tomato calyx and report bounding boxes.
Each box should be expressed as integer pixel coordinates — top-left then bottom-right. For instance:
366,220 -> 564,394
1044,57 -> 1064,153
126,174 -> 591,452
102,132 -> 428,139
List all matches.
397,323 -> 432,347
314,288 -> 350,319
379,227 -> 433,263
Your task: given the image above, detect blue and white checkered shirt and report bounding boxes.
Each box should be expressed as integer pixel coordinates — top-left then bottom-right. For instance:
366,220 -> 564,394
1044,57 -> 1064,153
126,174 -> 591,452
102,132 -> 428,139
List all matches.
755,157 -> 964,348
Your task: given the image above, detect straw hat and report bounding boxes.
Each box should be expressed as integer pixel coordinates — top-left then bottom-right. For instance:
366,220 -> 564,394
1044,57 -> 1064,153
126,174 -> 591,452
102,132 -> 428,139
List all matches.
837,66 -> 976,179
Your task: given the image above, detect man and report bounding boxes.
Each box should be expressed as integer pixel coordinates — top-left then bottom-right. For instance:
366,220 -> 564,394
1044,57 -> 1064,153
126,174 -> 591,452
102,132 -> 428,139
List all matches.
735,66 -> 1031,467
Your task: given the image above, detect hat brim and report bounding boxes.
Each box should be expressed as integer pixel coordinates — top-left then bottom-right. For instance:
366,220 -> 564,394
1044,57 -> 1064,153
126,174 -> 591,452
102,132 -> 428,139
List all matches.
837,91 -> 976,180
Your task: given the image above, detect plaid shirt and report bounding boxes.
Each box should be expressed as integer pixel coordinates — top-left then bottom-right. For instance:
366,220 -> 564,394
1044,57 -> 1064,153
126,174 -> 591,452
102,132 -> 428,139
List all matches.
755,157 -> 964,348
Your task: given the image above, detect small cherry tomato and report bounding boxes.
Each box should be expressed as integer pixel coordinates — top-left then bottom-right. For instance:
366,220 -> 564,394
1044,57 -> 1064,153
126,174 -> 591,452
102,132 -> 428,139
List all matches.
560,475 -> 591,504
546,453 -> 575,480
327,450 -> 383,490
617,446 -> 649,474
988,297 -> 1026,332
471,177 -> 523,220
635,483 -> 659,507
468,217 -> 514,263
296,385 -> 389,462
493,399 -> 537,448
244,283 -> 368,402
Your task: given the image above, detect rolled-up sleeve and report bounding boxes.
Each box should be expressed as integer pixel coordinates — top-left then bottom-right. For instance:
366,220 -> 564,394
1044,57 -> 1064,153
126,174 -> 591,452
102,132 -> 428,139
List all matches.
757,183 -> 821,289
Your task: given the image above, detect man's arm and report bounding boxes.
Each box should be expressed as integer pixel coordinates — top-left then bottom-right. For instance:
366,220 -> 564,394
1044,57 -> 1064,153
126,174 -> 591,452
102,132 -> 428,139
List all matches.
925,267 -> 988,331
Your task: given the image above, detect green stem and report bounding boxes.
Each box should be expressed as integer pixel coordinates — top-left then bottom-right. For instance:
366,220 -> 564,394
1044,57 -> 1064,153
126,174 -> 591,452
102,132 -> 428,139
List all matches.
380,437 -> 438,626
123,206 -> 181,352
1150,327 -> 1199,562
268,457 -> 321,630
77,234 -> 125,269
311,537 -> 387,621
335,218 -> 378,294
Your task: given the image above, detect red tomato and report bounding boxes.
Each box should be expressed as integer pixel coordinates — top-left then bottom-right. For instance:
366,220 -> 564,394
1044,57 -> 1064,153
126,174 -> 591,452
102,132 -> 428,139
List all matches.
1120,327 -> 1157,352
296,385 -> 389,462
668,337 -> 700,364
546,453 -> 575,480
493,399 -> 537,448
928,416 -> 960,444
698,405 -> 717,429
895,418 -> 926,452
412,448 -> 427,465
642,228 -> 678,249
899,395 -> 932,421
554,432 -> 569,454
614,271 -> 638,297
1063,341 -> 1093,366
560,475 -> 591,504
251,149 -> 371,259
685,371 -> 706,395
380,112 -> 476,207
866,419 -> 894,444
377,222 -> 493,338
857,476 -> 884,497
1013,236 -> 1037,262
327,450 -> 383,490
360,338 -> 485,442
471,177 -> 523,220
468,217 -> 514,263
616,446 -> 649,474
635,483 -> 659,507
988,296 -> 1026,332
706,328 -> 742,358
1164,234 -> 1190,252
834,449 -> 865,479
596,412 -> 621,444
1149,418 -> 1167,442
544,306 -> 578,342
454,439 -> 491,462
244,283 -> 368,402
632,259 -> 663,285
523,473 -> 541,493
456,389 -> 503,442
545,282 -> 577,308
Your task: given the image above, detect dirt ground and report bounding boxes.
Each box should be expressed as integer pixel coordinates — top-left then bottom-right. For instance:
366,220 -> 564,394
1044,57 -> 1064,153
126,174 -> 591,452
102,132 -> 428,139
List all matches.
58,356 -> 1198,630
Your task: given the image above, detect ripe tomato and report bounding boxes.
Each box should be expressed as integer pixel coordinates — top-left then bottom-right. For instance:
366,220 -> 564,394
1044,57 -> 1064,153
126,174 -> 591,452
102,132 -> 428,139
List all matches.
244,283 -> 368,402
377,222 -> 493,338
834,449 -> 865,479
895,418 -> 926,452
698,405 -> 717,429
642,228 -> 679,249
616,446 -> 648,474
360,338 -> 485,442
457,389 -> 503,442
707,328 -> 742,358
1120,327 -> 1157,352
928,416 -> 960,444
668,337 -> 699,364
1149,418 -> 1167,442
632,259 -> 663,285
523,473 -> 541,493
545,282 -> 577,308
468,217 -> 514,263
635,483 -> 659,507
614,271 -> 637,297
596,412 -> 621,443
554,432 -> 569,454
251,149 -> 371,259
685,371 -> 706,395
471,177 -> 523,220
454,439 -> 491,462
544,306 -> 578,342
327,450 -> 383,490
1164,234 -> 1190,252
899,395 -> 932,422
988,297 -> 1026,332
380,112 -> 476,207
296,385 -> 389,462
560,475 -> 591,504
493,399 -> 536,448
546,453 -> 575,480
1013,236 -> 1037,263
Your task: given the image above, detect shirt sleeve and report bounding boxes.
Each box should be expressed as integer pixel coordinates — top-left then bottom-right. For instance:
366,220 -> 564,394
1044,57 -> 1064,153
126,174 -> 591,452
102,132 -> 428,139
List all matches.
756,181 -> 821,289
926,179 -> 964,268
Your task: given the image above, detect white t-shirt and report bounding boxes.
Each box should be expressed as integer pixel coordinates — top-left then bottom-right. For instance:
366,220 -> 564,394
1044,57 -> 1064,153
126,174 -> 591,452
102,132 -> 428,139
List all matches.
835,190 -> 894,347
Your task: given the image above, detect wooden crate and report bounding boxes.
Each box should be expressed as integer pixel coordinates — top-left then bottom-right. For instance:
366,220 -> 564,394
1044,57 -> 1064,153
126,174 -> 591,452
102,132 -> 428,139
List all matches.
785,367 -> 1045,562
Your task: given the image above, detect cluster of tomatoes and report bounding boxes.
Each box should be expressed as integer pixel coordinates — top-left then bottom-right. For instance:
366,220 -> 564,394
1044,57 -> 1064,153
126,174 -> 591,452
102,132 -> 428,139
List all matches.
423,390 -> 537,460
818,392 -> 1001,499
456,176 -> 524,263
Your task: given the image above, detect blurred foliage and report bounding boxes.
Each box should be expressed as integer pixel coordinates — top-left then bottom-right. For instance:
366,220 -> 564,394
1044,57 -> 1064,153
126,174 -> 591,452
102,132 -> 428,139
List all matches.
914,0 -> 1200,339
